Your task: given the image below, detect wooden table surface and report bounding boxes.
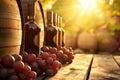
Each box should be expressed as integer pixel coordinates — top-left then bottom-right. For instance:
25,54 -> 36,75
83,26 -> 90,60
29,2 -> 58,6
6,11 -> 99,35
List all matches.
35,52 -> 120,80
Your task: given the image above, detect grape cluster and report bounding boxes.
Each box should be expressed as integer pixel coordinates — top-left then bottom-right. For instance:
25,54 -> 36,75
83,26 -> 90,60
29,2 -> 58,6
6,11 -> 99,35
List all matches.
0,46 -> 74,79
41,46 -> 74,64
0,54 -> 37,80
38,52 -> 62,75
22,52 -> 61,76
0,52 -> 62,80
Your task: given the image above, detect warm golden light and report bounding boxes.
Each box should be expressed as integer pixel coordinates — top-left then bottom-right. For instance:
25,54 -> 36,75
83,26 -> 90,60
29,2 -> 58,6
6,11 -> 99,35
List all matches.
109,0 -> 113,5
46,3 -> 52,10
78,0 -> 97,12
51,0 -> 114,35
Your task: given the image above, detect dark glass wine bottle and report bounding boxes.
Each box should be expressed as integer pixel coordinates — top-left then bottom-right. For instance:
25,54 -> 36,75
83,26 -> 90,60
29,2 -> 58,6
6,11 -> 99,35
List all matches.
57,16 -> 62,46
45,11 -> 58,47
59,17 -> 65,46
24,3 -> 40,54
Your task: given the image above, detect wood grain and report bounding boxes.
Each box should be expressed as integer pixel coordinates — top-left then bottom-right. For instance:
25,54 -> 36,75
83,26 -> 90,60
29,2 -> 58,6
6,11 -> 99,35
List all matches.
47,53 -> 93,80
0,46 -> 20,57
89,54 -> 120,80
113,56 -> 120,67
0,29 -> 22,47
0,0 -> 23,56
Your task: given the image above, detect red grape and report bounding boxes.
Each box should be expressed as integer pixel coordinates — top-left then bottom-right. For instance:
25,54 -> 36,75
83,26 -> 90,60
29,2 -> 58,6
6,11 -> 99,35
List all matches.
21,52 -> 28,62
38,59 -> 46,69
7,68 -> 16,75
57,46 -> 63,50
67,47 -> 73,52
63,49 -> 69,54
36,69 -> 43,75
8,75 -> 18,80
28,71 -> 37,78
1,55 -> 15,67
0,68 -> 8,78
18,72 -> 26,80
23,65 -> 31,75
41,46 -> 49,52
48,46 -> 52,51
26,54 -> 36,63
46,57 -> 54,65
36,57 -> 42,63
41,52 -> 49,60
53,67 -> 59,74
62,54 -> 68,61
49,54 -> 57,60
30,61 -> 38,71
56,50 -> 63,57
68,52 -> 74,59
12,54 -> 22,61
52,60 -> 61,69
26,77 -> 32,80
13,61 -> 25,72
68,58 -> 72,63
49,47 -> 57,53
45,68 -> 54,76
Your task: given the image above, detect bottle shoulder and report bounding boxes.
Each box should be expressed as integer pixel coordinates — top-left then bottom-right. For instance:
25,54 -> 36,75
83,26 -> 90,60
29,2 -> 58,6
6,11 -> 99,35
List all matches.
45,25 -> 57,30
25,21 -> 40,30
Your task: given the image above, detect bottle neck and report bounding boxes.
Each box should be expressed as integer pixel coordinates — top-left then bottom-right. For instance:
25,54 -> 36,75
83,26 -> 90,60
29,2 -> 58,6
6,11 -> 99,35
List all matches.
47,11 -> 53,26
47,21 -> 53,26
59,17 -> 62,28
57,16 -> 59,27
53,13 -> 57,26
27,16 -> 35,22
53,22 -> 57,26
27,2 -> 35,21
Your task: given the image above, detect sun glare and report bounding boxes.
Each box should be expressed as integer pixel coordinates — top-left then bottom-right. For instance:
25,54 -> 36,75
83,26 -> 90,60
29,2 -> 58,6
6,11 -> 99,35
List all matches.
51,0 -> 111,33
46,3 -> 52,10
78,0 -> 97,12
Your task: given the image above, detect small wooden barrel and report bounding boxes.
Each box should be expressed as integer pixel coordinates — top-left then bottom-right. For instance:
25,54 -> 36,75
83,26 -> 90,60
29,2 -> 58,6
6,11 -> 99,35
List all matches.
0,0 -> 24,56
65,34 -> 77,49
77,32 -> 97,51
21,0 -> 45,49
96,28 -> 118,51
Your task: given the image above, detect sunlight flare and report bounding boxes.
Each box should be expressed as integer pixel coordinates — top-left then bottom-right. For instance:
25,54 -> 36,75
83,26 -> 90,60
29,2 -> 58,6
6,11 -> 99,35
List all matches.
77,0 -> 98,12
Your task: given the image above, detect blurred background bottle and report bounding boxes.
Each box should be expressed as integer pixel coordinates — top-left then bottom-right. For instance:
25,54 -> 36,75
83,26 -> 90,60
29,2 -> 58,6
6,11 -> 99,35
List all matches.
57,16 -> 62,46
59,17 -> 65,47
45,11 -> 58,47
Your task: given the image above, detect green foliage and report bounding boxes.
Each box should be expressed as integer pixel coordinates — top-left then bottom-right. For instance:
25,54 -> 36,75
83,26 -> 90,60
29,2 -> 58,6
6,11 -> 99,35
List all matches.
109,25 -> 120,31
112,0 -> 120,11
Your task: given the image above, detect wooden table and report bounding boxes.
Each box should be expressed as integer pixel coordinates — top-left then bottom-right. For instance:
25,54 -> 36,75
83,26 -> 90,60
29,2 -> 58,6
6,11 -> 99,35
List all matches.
36,52 -> 120,80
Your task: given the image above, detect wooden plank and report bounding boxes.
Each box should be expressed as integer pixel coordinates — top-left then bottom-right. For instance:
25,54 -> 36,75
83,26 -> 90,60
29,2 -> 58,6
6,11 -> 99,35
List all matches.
113,56 -> 120,67
89,54 -> 120,80
46,53 -> 93,80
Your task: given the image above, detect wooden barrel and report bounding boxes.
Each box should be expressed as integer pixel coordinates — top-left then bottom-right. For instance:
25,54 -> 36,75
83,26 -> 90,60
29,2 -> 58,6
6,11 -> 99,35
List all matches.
21,0 -> 45,49
96,28 -> 118,52
65,34 -> 77,49
77,32 -> 97,51
0,0 -> 24,56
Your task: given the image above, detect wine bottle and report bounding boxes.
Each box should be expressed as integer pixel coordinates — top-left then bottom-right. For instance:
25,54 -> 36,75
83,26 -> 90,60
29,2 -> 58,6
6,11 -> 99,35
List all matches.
59,17 -> 65,46
45,11 -> 58,47
24,2 -> 40,55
